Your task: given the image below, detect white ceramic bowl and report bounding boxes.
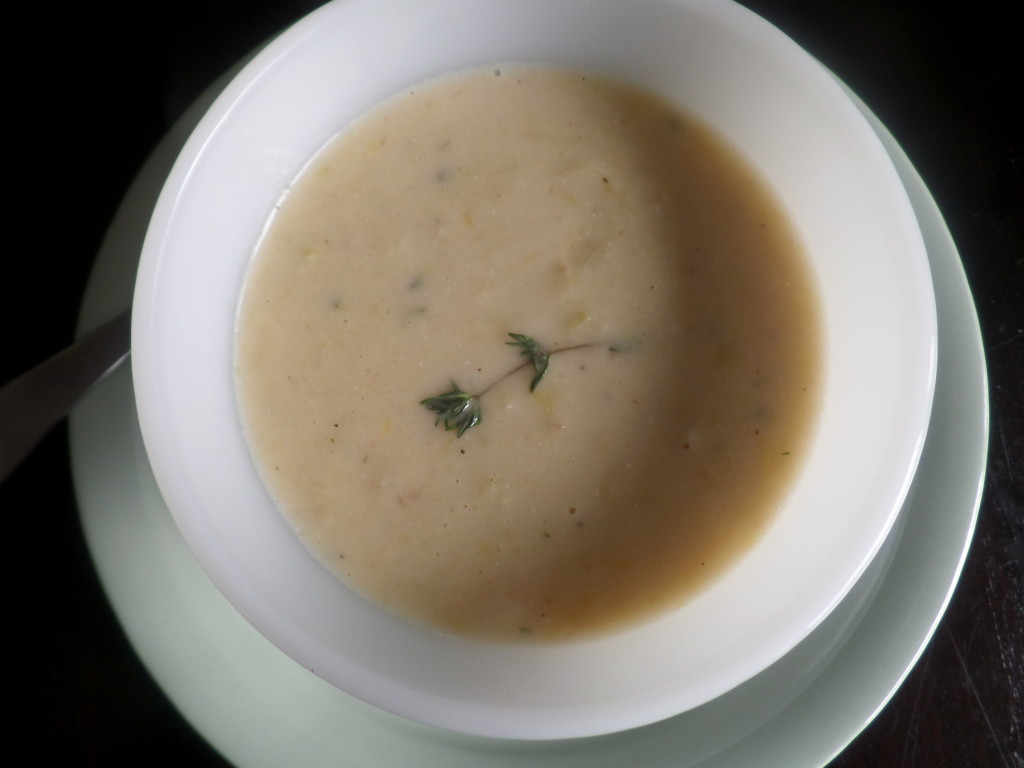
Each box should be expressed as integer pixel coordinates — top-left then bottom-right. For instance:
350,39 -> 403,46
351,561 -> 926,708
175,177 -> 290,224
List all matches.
132,0 -> 936,740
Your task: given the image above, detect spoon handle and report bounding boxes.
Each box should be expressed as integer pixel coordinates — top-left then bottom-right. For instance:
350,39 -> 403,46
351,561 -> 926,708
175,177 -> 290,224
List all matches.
0,309 -> 131,483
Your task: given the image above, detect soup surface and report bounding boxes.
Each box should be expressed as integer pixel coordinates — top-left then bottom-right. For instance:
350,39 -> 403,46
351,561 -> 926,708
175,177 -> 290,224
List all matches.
235,65 -> 821,642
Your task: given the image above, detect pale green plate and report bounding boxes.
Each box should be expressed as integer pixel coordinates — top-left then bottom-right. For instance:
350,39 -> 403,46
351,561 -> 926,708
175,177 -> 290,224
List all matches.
70,77 -> 987,767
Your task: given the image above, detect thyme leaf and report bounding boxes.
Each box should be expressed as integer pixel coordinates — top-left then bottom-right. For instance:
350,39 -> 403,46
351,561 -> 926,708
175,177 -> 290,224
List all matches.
420,383 -> 481,437
506,332 -> 550,392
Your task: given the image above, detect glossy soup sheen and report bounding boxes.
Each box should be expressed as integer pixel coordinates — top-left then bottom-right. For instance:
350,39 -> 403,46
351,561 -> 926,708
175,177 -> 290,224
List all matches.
235,64 -> 822,642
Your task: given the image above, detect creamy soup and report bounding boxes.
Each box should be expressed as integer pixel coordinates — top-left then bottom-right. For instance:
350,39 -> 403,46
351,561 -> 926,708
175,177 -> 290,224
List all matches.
235,65 -> 821,642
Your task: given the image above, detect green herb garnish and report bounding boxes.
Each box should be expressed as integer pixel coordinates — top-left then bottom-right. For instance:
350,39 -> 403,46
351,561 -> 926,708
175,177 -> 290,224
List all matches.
421,333 -> 609,438
506,332 -> 551,392
420,383 -> 482,437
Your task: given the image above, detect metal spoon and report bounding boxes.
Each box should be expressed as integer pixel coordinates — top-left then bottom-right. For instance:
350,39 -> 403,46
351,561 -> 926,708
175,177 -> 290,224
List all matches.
0,309 -> 131,483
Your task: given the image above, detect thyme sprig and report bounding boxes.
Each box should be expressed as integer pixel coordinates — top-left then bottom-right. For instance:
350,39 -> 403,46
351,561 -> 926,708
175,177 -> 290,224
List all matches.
421,332 -> 600,437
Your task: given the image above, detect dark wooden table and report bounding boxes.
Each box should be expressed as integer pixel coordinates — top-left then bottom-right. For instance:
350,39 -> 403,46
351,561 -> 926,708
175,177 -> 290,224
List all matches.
5,1 -> 1020,765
